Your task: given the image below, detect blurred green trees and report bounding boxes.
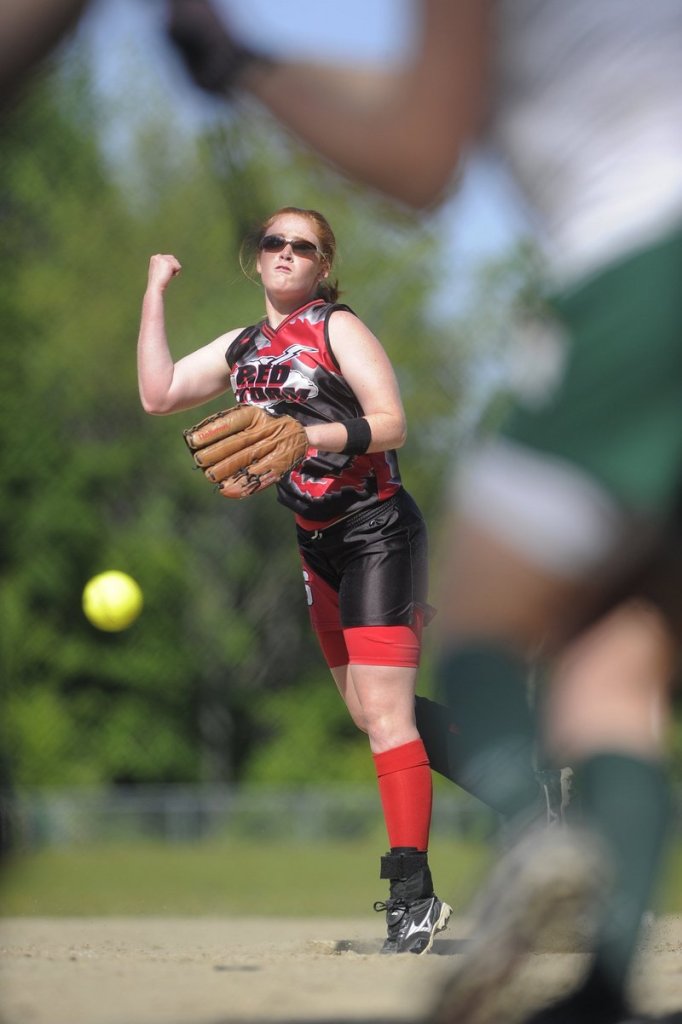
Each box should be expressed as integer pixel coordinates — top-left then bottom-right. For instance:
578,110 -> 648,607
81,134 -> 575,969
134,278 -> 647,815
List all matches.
6,42 -> 680,803
0,60 -> 470,789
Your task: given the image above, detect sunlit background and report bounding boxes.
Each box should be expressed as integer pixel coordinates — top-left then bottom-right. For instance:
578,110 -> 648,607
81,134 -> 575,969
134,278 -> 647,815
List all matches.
1,0 -> 681,931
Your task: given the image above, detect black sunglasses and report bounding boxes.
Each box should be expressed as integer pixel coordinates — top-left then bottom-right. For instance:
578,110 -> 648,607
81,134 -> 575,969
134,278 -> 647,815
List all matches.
259,234 -> 323,258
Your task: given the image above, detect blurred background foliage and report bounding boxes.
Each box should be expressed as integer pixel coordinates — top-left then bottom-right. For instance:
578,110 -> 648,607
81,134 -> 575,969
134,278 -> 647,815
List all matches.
4,32 -> 660,824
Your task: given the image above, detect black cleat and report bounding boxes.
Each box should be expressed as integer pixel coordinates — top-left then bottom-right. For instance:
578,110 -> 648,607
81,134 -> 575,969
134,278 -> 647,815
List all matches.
375,893 -> 452,955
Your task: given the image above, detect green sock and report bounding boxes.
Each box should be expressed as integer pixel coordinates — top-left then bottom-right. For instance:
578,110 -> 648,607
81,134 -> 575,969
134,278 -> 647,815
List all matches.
578,752 -> 670,991
435,643 -> 540,821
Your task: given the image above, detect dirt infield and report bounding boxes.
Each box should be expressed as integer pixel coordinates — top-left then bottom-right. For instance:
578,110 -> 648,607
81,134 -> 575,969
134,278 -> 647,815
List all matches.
1,915 -> 682,1024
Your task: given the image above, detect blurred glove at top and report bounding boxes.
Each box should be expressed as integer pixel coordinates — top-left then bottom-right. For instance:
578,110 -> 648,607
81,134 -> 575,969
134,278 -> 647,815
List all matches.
167,0 -> 269,95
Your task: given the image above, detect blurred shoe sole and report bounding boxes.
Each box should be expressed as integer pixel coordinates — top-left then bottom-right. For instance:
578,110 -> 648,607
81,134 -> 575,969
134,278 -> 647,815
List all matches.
426,827 -> 610,1024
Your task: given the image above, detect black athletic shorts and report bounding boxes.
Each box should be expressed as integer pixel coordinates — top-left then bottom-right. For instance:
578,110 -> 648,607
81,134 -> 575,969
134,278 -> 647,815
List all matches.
295,489 -> 429,630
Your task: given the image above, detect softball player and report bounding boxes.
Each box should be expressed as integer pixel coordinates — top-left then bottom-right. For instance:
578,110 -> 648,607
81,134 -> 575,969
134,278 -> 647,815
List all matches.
137,205 -> 450,955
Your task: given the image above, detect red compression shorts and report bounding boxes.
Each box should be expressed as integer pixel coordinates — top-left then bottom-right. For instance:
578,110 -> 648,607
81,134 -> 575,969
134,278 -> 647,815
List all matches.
317,619 -> 424,669
297,491 -> 430,669
304,562 -> 425,667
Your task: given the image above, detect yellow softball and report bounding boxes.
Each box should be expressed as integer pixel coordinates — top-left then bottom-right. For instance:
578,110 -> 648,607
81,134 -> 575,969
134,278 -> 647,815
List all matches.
82,571 -> 143,632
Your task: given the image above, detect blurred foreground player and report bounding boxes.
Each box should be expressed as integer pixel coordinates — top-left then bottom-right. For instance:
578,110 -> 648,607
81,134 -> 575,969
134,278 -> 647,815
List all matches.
166,1 -> 682,1020
0,0 -> 90,108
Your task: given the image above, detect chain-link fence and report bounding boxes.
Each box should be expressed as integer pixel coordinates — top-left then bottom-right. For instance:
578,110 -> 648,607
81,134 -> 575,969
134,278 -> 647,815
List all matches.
6,784 -> 498,850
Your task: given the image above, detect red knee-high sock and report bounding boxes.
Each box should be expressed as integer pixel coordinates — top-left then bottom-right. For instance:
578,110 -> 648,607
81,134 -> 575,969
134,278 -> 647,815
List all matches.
373,738 -> 432,850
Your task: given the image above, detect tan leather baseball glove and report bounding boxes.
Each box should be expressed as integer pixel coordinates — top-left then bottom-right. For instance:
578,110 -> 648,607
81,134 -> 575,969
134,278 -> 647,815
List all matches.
183,405 -> 309,498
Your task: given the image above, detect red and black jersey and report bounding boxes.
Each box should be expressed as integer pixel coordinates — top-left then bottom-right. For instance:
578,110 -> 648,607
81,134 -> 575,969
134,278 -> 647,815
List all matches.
225,299 -> 402,523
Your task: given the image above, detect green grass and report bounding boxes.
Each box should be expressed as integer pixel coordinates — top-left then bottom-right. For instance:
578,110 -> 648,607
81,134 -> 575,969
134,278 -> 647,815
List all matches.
3,837 -> 682,917
0,837 -> 492,917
